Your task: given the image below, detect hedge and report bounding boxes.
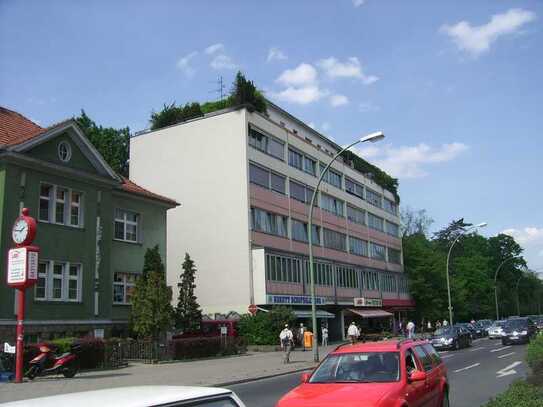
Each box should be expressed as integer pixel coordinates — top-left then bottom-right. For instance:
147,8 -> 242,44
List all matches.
168,337 -> 247,360
484,381 -> 543,407
237,306 -> 296,345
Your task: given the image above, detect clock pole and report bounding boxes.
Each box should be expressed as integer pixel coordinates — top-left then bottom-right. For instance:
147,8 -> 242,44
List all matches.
15,288 -> 25,383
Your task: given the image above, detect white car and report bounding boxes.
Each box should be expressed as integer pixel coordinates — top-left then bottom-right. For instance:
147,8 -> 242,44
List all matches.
488,320 -> 506,339
1,386 -> 247,407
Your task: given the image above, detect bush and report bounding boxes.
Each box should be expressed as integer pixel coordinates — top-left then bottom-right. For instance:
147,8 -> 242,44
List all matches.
237,307 -> 296,345
168,337 -> 246,360
51,337 -> 77,354
484,380 -> 543,407
73,338 -> 106,370
527,334 -> 543,373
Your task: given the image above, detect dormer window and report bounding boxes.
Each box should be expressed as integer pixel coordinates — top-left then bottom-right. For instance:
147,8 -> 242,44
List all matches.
58,141 -> 72,162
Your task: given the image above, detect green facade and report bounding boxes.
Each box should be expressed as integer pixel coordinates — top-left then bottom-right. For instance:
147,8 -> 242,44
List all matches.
0,124 -> 173,340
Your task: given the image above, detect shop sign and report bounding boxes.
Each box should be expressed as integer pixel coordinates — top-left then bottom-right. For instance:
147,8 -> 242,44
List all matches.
267,295 -> 327,305
354,297 -> 382,307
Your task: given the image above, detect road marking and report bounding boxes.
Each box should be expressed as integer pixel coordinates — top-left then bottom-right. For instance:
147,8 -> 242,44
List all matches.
469,347 -> 485,352
496,361 -> 522,378
441,354 -> 454,359
491,346 -> 511,353
454,363 -> 480,373
438,351 -> 449,354
498,352 -> 515,359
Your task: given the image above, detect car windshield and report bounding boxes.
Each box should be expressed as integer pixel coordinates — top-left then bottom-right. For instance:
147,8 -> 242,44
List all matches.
504,319 -> 527,330
309,352 -> 400,383
434,327 -> 453,336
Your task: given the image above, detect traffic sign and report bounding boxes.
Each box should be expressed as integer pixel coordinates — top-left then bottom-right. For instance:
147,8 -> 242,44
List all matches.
248,304 -> 257,315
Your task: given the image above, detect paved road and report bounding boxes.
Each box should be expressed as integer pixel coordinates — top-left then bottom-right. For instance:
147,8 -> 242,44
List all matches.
227,338 -> 529,407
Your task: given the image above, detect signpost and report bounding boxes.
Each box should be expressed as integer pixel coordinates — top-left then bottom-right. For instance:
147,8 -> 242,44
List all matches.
6,208 -> 39,383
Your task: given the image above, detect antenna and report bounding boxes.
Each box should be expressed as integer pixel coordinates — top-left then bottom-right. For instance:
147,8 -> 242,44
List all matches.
209,76 -> 226,101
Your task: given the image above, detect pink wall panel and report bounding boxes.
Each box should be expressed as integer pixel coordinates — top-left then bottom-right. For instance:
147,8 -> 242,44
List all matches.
266,281 -> 304,295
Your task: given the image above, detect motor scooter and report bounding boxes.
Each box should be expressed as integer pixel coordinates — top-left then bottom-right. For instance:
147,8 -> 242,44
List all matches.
26,344 -> 79,380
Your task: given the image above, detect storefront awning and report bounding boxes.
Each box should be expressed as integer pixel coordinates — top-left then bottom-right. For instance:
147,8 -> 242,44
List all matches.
293,309 -> 335,319
348,309 -> 393,319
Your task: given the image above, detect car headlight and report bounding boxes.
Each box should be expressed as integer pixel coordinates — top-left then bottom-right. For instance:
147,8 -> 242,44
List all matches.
520,330 -> 528,335
444,338 -> 453,344
512,331 -> 519,336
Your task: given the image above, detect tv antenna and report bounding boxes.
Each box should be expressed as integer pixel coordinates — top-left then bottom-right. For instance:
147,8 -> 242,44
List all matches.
209,76 -> 226,101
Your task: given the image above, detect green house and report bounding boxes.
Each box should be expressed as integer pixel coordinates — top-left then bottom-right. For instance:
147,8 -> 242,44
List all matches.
0,107 -> 177,342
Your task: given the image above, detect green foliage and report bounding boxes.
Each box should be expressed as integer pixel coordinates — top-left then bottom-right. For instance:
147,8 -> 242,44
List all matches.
483,380 -> 543,407
75,110 -> 130,176
150,102 -> 203,130
230,71 -> 267,113
175,253 -> 203,333
169,337 -> 246,360
237,307 -> 296,345
527,334 -> 543,376
201,99 -> 232,114
340,149 -> 399,202
130,246 -> 174,339
50,337 -> 76,353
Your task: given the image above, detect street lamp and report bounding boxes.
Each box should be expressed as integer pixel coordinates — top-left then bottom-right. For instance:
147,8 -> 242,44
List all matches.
494,256 -> 519,320
445,222 -> 487,327
515,273 -> 524,317
308,131 -> 384,363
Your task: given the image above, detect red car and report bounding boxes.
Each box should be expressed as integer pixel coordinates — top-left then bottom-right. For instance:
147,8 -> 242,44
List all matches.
276,339 -> 449,407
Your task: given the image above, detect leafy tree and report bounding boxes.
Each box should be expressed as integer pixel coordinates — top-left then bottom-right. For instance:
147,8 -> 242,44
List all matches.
230,71 -> 267,113
237,307 -> 296,345
175,253 -> 203,333
130,246 -> 174,339
433,218 -> 472,250
401,206 -> 433,238
75,110 -> 130,176
150,102 -> 203,130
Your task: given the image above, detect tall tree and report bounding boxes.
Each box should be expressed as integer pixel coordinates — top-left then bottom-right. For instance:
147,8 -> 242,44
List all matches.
433,218 -> 472,249
400,206 -> 433,238
175,253 -> 203,333
75,110 -> 130,176
230,71 -> 267,113
130,246 -> 173,339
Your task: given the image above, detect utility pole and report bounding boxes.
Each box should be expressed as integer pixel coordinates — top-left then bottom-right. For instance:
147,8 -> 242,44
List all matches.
209,76 -> 226,101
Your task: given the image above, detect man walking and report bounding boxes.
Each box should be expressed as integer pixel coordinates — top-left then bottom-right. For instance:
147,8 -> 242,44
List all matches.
322,325 -> 329,347
406,320 -> 415,339
298,323 -> 306,351
347,322 -> 360,345
279,324 -> 293,364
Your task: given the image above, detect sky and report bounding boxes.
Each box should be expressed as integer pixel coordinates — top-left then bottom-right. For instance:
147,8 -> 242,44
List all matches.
1,0 -> 542,269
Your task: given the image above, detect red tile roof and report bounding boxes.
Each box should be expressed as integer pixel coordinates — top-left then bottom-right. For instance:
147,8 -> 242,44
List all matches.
120,178 -> 178,206
1,105 -> 178,207
0,106 -> 45,147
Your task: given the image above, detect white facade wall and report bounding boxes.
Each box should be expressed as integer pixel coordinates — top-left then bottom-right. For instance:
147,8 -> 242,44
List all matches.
130,110 -> 252,314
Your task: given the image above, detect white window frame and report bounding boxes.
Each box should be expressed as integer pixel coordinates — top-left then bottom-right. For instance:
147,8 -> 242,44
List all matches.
113,272 -> 137,305
114,209 -> 140,243
34,260 -> 82,302
38,182 -> 84,227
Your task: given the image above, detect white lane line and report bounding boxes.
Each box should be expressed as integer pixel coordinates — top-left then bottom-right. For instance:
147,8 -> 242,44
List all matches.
498,352 -> 516,359
496,361 -> 522,378
441,354 -> 455,359
454,363 -> 480,373
469,346 -> 485,352
491,346 -> 512,353
438,351 -> 449,354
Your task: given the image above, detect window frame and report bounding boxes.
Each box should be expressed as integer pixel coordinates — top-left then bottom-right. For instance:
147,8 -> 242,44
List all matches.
321,193 -> 344,217
38,183 -> 84,227
323,228 -> 347,252
114,208 -> 140,243
248,126 -> 285,161
366,188 -> 383,208
251,207 -> 288,238
113,272 -> 137,305
319,163 -> 343,189
34,260 -> 82,302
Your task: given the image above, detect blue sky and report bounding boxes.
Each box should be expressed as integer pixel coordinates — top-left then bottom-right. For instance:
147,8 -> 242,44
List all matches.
1,0 -> 542,268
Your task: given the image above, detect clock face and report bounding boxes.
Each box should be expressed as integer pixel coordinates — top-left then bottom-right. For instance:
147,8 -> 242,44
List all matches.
12,219 -> 29,244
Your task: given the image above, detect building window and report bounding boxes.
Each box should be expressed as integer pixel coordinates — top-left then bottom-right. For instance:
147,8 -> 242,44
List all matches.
388,247 -> 402,264
57,141 -> 72,162
345,178 -> 364,199
384,198 -> 397,215
323,228 -> 347,251
249,127 -> 284,160
113,272 -> 137,304
381,274 -> 397,293
386,221 -> 400,237
289,180 -> 316,206
366,188 -> 382,208
368,213 -> 384,232
370,242 -> 386,261
266,254 -> 301,283
35,261 -> 81,302
251,207 -> 288,237
347,205 -> 366,225
249,163 -> 270,188
288,148 -> 303,170
39,183 -> 84,227
114,209 -> 140,242
303,156 -> 317,176
304,261 -> 333,286
337,266 -> 358,289
321,193 -> 344,217
270,173 -> 286,194
320,163 -> 342,189
349,236 -> 368,257
291,219 -> 320,245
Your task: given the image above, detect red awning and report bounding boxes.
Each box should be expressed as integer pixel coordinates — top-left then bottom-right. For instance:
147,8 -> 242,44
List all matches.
348,308 -> 393,318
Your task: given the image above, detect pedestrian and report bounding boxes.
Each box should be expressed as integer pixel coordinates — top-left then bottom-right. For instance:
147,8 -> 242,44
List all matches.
347,322 -> 360,345
427,320 -> 432,332
406,320 -> 415,339
321,325 -> 328,347
399,320 -> 403,336
298,323 -> 306,351
279,324 -> 293,364
443,319 -> 448,327
436,320 -> 442,329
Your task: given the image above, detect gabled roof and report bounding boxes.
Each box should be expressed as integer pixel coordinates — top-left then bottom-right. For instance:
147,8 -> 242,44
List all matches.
0,105 -> 178,207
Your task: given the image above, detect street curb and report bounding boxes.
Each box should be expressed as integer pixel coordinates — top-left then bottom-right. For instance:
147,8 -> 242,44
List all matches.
215,366 -> 315,387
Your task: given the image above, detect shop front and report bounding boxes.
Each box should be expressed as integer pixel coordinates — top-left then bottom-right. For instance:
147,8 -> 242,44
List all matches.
340,297 -> 395,340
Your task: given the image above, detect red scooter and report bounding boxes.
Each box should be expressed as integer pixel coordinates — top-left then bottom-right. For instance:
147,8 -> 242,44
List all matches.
26,344 -> 79,380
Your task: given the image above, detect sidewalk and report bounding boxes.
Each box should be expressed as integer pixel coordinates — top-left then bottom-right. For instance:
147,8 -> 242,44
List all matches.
0,345 -> 338,403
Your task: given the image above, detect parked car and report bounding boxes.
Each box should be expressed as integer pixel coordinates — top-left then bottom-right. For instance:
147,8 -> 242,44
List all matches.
455,323 -> 481,339
488,320 -> 507,339
476,320 -> 493,335
432,326 -> 471,350
501,317 -> 537,345
1,386 -> 247,407
276,339 -> 449,407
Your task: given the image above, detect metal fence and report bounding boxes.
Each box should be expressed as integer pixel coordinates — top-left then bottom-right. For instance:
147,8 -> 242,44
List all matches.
117,340 -> 169,364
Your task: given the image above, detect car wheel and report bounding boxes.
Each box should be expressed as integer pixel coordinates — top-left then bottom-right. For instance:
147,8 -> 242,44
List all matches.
454,340 -> 459,350
442,390 -> 450,407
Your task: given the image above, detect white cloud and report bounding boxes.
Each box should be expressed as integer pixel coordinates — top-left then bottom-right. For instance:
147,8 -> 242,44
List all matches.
317,57 -> 378,84
267,47 -> 287,62
351,142 -> 469,178
276,63 -> 318,86
205,43 -> 225,55
359,101 -> 380,113
176,51 -> 198,76
330,94 -> 349,107
270,85 -> 328,105
440,8 -> 536,57
352,0 -> 365,7
210,54 -> 237,70
502,227 -> 543,245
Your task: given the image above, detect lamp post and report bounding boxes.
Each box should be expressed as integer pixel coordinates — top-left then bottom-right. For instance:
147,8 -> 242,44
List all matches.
515,274 -> 524,317
494,257 -> 519,320
308,131 -> 384,363
445,222 -> 487,327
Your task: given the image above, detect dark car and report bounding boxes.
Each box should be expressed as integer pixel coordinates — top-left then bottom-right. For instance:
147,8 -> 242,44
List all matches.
431,326 -> 471,350
477,319 -> 493,336
456,323 -> 482,339
501,317 -> 537,345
